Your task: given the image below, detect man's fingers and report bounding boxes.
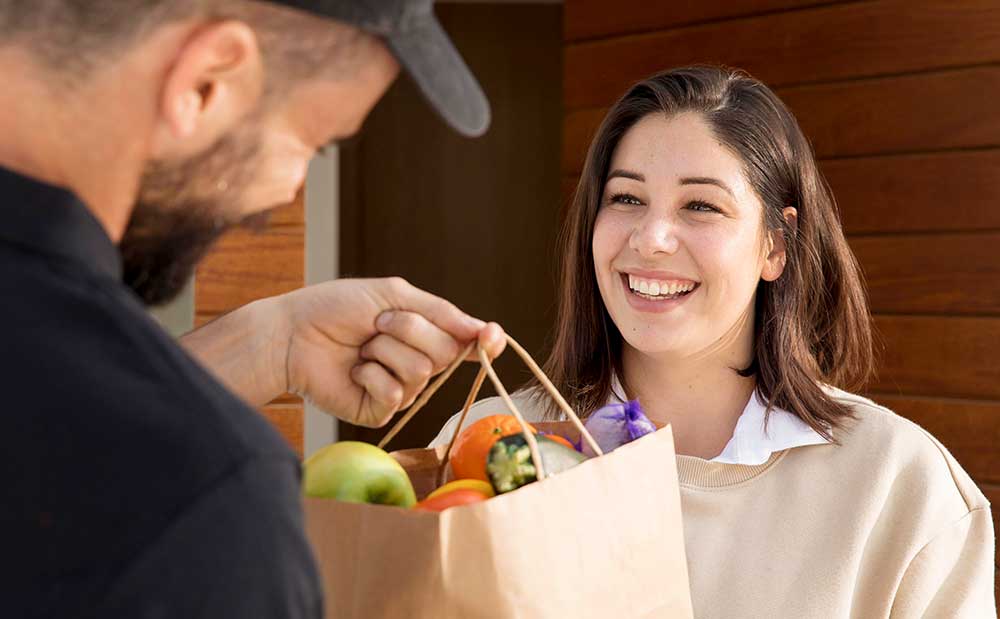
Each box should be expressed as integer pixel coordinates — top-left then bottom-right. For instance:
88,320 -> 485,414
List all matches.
378,277 -> 484,341
360,333 -> 435,390
477,322 -> 507,360
349,362 -> 402,427
374,311 -> 461,371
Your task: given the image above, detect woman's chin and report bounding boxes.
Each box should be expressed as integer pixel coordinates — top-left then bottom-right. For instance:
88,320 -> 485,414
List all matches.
620,335 -> 690,359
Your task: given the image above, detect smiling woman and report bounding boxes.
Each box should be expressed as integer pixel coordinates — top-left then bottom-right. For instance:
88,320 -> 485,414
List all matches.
430,66 -> 996,617
542,68 -> 874,440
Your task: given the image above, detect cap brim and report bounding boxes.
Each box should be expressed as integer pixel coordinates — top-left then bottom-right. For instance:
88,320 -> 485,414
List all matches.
386,16 -> 491,138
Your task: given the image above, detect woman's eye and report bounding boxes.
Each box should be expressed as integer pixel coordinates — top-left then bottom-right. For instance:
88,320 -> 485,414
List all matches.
609,192 -> 643,206
686,200 -> 720,213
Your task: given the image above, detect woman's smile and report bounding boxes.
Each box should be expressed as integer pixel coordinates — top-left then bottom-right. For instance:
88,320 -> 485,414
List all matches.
618,270 -> 700,313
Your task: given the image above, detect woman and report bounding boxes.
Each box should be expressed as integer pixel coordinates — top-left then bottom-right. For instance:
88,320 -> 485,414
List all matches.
430,66 -> 995,617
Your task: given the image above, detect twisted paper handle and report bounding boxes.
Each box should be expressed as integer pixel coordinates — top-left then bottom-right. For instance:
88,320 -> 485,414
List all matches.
376,334 -> 604,482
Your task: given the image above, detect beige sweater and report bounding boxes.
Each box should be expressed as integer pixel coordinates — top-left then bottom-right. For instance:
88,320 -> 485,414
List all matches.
430,388 -> 996,618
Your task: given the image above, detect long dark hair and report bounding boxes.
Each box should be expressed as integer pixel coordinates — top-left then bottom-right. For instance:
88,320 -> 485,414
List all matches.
536,66 -> 874,439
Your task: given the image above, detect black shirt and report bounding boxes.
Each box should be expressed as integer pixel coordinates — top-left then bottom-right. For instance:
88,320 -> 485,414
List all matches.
0,167 -> 323,618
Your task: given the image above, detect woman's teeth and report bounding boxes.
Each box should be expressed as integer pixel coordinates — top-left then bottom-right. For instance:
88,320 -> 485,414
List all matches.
627,274 -> 696,299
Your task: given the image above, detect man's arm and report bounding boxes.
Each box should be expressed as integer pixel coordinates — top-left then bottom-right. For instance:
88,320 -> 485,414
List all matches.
181,296 -> 289,408
181,277 -> 505,428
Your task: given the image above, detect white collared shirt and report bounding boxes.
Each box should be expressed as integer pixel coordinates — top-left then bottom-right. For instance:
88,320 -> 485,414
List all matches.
610,377 -> 829,465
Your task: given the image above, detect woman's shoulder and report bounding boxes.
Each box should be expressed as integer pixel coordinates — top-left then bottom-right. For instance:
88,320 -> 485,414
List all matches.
823,386 -> 989,514
427,387 -> 551,448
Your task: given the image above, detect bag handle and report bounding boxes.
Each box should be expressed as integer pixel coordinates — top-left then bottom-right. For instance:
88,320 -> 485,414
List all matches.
376,334 -> 604,481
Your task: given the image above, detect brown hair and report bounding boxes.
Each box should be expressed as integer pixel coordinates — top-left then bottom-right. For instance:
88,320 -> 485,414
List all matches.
536,66 -> 874,440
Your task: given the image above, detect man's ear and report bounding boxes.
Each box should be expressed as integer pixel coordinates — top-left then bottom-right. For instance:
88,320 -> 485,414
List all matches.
149,20 -> 264,158
761,207 -> 797,282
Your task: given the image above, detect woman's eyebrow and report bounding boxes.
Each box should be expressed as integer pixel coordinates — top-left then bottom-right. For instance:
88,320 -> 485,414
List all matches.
679,176 -> 734,198
606,168 -> 645,182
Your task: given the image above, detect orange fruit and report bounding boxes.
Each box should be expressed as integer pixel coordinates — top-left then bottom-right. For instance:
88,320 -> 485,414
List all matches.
450,415 -> 536,482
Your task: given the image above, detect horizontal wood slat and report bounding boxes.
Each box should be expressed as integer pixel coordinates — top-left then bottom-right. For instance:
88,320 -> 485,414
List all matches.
872,394 -> 1000,484
564,0 -> 842,42
785,67 -> 1000,159
850,233 -> 1000,316
195,226 -> 304,322
563,68 -> 1000,175
872,315 -> 1000,400
564,0 -> 1000,110
825,150 -> 1000,235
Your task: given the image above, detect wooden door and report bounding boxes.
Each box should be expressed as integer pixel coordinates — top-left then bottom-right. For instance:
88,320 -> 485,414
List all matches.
337,2 -> 564,448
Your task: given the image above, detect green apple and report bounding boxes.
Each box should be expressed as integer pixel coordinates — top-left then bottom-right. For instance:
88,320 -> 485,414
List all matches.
303,441 -> 416,508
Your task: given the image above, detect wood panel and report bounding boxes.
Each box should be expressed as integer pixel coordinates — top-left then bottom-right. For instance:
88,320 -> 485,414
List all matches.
873,395 -> 1000,484
824,150 -> 1000,235
784,67 -> 1000,159
562,67 -> 1000,175
872,315 -> 1000,401
266,197 -> 306,227
850,233 -> 1000,316
195,231 -> 304,322
564,0 -> 1000,110
564,0 -> 842,42
195,190 -> 306,453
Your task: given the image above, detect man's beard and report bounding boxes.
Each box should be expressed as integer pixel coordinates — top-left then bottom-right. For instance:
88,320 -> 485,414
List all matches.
120,126 -> 267,307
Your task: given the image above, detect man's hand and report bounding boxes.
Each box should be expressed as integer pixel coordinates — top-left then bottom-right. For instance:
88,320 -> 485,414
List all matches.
183,277 -> 505,428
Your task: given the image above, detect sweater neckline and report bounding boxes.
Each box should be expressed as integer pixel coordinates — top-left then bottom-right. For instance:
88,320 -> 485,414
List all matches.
675,449 -> 788,488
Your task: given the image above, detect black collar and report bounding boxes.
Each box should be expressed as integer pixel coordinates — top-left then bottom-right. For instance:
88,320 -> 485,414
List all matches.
0,165 -> 122,281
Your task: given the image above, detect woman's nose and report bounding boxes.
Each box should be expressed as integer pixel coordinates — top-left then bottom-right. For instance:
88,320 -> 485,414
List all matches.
629,211 -> 679,257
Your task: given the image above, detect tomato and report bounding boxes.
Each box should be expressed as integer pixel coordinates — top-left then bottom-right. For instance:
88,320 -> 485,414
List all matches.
426,479 -> 495,500
413,488 -> 489,512
450,415 -> 536,482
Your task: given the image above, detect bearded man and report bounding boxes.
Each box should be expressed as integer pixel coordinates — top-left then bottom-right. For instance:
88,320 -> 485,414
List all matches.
0,1 -> 503,616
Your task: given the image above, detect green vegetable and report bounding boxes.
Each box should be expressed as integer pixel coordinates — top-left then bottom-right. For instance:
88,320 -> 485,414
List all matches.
486,434 -> 588,494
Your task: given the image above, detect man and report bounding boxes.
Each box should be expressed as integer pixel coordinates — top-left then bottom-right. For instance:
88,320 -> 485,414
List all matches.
0,1 -> 503,616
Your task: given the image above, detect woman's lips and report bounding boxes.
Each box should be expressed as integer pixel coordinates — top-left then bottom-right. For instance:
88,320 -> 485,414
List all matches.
619,272 -> 699,314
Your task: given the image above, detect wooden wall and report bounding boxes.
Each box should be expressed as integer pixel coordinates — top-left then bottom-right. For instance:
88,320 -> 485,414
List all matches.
195,191 -> 305,456
563,0 -> 1000,592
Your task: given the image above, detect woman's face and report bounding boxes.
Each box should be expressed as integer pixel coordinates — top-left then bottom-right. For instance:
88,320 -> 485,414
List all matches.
592,112 -> 787,362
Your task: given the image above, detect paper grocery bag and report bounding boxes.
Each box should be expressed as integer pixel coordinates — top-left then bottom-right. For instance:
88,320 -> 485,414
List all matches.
304,338 -> 693,619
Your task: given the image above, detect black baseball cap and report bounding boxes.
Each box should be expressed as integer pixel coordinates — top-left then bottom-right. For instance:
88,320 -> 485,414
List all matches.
264,0 -> 491,137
